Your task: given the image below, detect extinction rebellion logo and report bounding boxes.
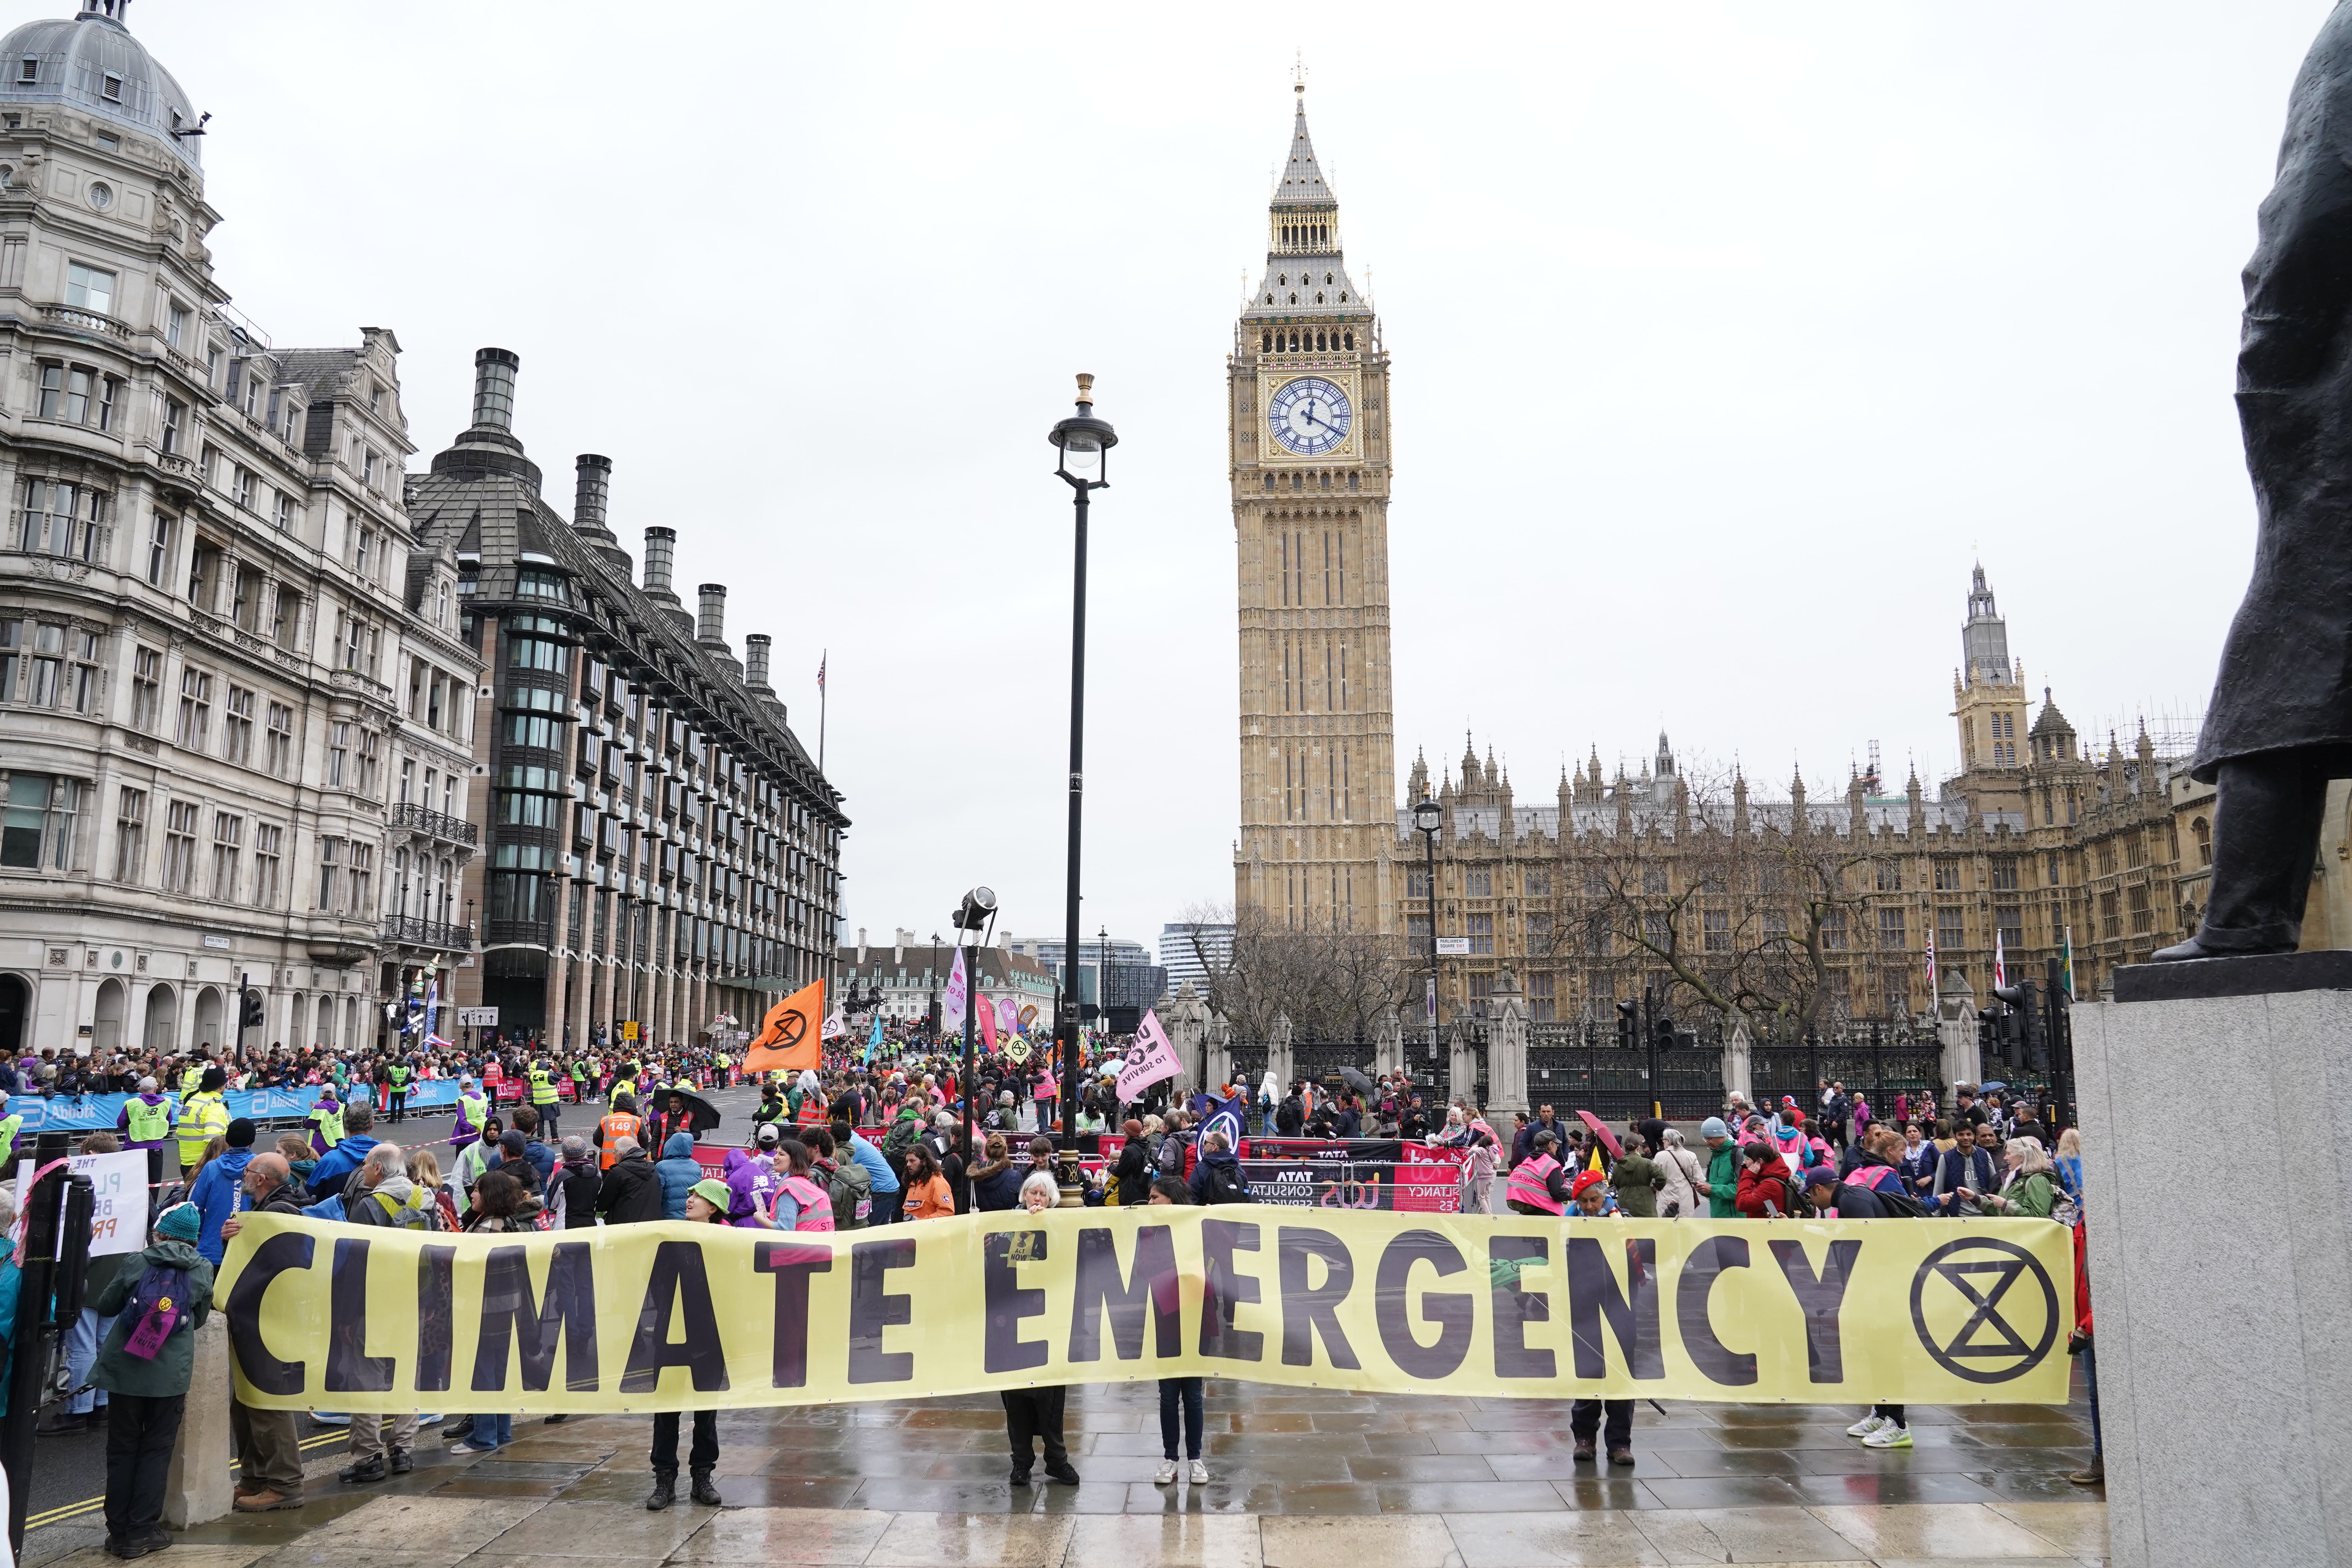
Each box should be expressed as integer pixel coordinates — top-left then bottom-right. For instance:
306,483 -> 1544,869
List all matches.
1908,1238 -> 2061,1384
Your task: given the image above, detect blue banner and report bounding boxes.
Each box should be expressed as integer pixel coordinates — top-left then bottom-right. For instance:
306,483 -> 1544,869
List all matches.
11,1078 -> 464,1132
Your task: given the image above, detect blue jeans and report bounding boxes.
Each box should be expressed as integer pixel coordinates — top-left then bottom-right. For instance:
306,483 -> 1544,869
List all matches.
469,1413 -> 511,1448
65,1307 -> 112,1413
1158,1377 -> 1204,1461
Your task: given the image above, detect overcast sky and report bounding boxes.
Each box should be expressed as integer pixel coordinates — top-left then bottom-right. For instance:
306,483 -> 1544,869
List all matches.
121,0 -> 2330,952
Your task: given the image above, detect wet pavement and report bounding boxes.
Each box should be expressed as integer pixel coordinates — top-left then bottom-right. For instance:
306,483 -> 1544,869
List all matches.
24,1371 -> 2105,1566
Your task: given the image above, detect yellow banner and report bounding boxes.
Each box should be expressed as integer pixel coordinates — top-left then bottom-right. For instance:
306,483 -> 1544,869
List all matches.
216,1210 -> 2072,1412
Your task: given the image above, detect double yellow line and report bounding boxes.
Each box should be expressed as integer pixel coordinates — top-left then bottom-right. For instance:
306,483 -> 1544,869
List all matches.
25,1429 -> 351,1529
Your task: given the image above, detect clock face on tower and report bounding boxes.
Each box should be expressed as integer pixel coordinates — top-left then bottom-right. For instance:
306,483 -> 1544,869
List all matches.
1268,376 -> 1352,457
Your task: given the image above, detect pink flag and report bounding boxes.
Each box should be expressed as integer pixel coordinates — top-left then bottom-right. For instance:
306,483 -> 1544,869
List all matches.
978,996 -> 999,1052
1116,1009 -> 1183,1103
942,948 -> 967,1031
997,996 -> 1020,1036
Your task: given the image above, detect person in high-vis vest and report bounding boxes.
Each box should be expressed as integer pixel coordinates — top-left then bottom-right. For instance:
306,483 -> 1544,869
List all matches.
768,1141 -> 836,1233
307,1086 -> 347,1158
116,1076 -> 176,1160
528,1061 -> 560,1140
570,1058 -> 590,1102
0,1090 -> 23,1176
178,1067 -> 231,1173
179,1056 -> 207,1098
385,1056 -> 413,1124
1504,1129 -> 1571,1216
594,1094 -> 641,1172
452,1078 -> 490,1142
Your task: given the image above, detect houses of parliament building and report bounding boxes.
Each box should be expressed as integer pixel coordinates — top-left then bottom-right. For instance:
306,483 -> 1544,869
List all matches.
1226,91 -> 2320,1027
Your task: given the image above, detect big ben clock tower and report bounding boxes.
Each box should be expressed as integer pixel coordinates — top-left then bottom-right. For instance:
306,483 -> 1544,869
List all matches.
1232,85 -> 1399,936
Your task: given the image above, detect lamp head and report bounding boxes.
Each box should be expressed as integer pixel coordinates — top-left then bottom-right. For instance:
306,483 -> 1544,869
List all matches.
1050,374 -> 1118,489
1412,797 -> 1441,835
954,886 -> 998,932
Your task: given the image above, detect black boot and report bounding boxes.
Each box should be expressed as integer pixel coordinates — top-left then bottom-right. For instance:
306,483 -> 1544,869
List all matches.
690,1469 -> 722,1506
2155,753 -> 2331,959
388,1448 -> 412,1475
1044,1457 -> 1081,1486
338,1454 -> 387,1485
645,1471 -> 676,1512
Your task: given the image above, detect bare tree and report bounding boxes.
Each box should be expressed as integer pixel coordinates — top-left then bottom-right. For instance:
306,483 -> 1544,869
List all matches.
1579,768 -> 1893,1038
1181,899 -> 1410,1042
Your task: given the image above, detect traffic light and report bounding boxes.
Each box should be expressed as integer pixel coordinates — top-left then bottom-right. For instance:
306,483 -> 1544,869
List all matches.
1653,1014 -> 1676,1051
1615,999 -> 1639,1050
239,988 -> 265,1029
1976,1005 -> 2002,1069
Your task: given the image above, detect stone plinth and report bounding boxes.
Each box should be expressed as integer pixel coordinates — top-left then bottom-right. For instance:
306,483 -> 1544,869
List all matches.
164,1313 -> 234,1528
2074,982 -> 2352,1568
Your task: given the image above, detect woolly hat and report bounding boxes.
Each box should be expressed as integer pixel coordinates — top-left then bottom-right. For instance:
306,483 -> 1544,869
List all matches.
226,1118 -> 256,1149
154,1203 -> 200,1242
1699,1117 -> 1730,1139
1571,1169 -> 1608,1199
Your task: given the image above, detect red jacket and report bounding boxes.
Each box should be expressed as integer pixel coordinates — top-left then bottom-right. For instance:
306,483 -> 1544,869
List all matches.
1735,1162 -> 1791,1218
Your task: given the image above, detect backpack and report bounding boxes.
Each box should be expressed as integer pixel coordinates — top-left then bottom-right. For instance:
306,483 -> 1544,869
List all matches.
883,1116 -> 922,1161
1200,1158 -> 1252,1203
823,1159 -> 873,1229
1874,1189 -> 1933,1218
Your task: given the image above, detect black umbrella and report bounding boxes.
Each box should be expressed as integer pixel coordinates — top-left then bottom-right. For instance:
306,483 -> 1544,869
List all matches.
1339,1065 -> 1376,1097
656,1085 -> 722,1136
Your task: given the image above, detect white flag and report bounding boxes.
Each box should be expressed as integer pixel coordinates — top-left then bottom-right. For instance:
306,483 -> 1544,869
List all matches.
821,1010 -> 845,1041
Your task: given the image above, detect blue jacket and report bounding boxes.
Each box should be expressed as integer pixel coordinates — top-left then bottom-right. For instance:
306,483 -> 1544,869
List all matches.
1935,1144 -> 1999,1215
190,1145 -> 254,1264
845,1132 -> 900,1195
655,1132 -> 701,1220
309,1134 -> 379,1197
520,1138 -> 557,1186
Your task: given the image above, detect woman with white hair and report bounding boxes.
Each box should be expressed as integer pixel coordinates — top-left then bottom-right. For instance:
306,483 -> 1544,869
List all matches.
998,1173 -> 1080,1487
1655,1128 -> 1705,1219
1974,1134 -> 2058,1218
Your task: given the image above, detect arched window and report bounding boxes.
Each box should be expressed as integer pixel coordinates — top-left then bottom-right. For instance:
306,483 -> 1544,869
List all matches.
1263,474 -> 1275,491
1343,330 -> 1354,349
1289,293 -> 1298,305
1315,292 -> 1325,305
1278,274 -> 1287,288
1289,332 -> 1300,352
2193,817 -> 2212,866
1263,331 -> 1273,352
1316,331 -> 1327,351
1326,272 -> 1334,285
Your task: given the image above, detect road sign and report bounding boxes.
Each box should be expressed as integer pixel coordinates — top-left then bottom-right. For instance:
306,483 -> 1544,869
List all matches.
456,1007 -> 499,1027
622,1020 -> 640,1041
1435,937 -> 1471,956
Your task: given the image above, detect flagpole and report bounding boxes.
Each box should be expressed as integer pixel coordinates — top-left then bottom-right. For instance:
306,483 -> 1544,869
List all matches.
817,649 -> 828,775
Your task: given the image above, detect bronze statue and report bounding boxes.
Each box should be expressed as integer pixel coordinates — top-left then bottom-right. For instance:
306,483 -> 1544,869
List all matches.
2158,4 -> 2352,962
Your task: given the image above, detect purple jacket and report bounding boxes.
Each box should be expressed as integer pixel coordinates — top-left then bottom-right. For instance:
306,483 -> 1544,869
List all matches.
723,1147 -> 777,1227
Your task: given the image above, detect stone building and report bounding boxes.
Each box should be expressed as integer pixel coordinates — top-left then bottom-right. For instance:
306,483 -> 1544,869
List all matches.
1396,567 -> 2205,1029
411,350 -> 844,1051
837,931 -> 1056,1033
0,0 -> 479,1059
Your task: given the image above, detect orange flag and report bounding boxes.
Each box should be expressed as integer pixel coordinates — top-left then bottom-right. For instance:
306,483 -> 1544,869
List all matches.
743,979 -> 824,1073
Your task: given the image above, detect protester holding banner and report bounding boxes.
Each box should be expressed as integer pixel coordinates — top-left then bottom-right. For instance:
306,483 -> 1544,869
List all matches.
218,1154 -> 308,1512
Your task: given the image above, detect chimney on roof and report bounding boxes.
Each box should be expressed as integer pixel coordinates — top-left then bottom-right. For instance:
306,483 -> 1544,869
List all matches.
642,526 -> 678,601
471,348 -> 519,432
744,634 -> 775,690
697,584 -> 728,647
573,454 -> 614,540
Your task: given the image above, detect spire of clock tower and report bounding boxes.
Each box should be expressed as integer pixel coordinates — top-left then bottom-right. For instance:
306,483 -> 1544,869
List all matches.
1248,88 -> 1363,322
1274,85 -> 1334,209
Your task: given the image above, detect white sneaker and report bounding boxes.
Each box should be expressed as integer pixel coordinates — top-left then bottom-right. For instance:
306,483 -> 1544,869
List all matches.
1863,1423 -> 1913,1450
1154,1459 -> 1178,1485
1846,1413 -> 1886,1438
1189,1460 -> 1210,1485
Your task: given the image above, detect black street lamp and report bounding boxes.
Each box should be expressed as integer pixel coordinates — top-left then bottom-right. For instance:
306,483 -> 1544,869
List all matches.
1412,797 -> 1442,1067
1049,374 -> 1116,1145
953,887 -> 997,1163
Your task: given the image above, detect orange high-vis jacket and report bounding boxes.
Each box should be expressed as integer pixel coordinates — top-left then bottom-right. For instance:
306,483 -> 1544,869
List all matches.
598,1111 -> 641,1170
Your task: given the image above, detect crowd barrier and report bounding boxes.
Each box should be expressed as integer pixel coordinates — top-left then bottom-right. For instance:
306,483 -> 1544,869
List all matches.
3,1077 -> 590,1134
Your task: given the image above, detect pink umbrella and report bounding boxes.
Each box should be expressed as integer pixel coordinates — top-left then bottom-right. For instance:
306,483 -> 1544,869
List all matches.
1574,1109 -> 1624,1160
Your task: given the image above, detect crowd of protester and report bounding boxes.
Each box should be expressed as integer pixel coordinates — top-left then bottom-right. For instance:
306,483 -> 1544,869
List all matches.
8,1034 -> 2092,1554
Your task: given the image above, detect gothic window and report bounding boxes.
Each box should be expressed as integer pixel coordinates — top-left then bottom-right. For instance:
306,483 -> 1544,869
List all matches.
1523,869 -> 1550,896
1467,913 -> 1494,954
1703,909 -> 1729,951
1878,907 -> 1906,949
1315,292 -> 1325,304
1641,866 -> 1667,895
1937,907 -> 1965,953
1325,272 -> 1334,285
1262,331 -> 1272,352
1343,331 -> 1354,349
2193,816 -> 2212,866
1289,294 -> 1298,305
1932,858 -> 1961,891
1466,868 -> 1492,897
